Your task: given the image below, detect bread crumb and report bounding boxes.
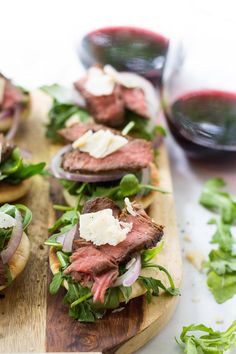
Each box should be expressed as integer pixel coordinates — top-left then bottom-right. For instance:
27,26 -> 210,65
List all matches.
185,250 -> 205,271
183,234 -> 192,242
215,316 -> 224,324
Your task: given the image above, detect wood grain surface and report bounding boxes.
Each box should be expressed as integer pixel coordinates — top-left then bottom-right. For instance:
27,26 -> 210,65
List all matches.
0,91 -> 182,353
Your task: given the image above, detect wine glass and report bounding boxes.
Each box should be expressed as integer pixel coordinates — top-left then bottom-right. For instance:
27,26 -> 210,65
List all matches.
163,19 -> 236,159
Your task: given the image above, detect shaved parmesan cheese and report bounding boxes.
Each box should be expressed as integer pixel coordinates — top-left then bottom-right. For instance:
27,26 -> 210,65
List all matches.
80,208 -> 132,246
124,197 -> 137,216
0,211 -> 16,229
72,129 -> 128,158
85,67 -> 115,96
0,78 -> 6,105
104,65 -> 158,118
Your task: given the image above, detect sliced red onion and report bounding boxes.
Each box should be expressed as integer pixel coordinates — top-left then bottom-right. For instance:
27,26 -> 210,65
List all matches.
0,109 -> 12,121
51,144 -> 128,183
1,209 -> 23,264
62,225 -> 77,253
56,233 -> 66,244
5,105 -> 22,140
113,254 -> 141,287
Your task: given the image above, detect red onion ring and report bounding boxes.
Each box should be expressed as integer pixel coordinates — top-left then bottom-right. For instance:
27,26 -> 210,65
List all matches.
0,109 -> 12,121
152,134 -> 163,149
5,105 -> 22,140
1,209 -> 23,264
62,225 -> 77,253
113,254 -> 141,287
51,145 -> 128,183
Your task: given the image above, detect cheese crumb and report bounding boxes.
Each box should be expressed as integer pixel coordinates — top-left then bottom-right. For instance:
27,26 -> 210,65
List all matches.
72,129 -> 128,158
183,234 -> 192,242
186,250 -> 205,272
80,209 -> 132,246
0,211 -> 16,228
124,197 -> 137,216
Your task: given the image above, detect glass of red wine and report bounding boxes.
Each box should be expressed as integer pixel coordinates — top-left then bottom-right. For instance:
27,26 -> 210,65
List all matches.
163,25 -> 236,159
78,26 -> 169,86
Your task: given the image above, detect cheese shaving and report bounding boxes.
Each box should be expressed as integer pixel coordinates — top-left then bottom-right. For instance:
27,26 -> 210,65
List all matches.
124,197 -> 137,216
85,67 -> 115,96
80,208 -> 132,246
72,129 -> 128,158
0,211 -> 16,229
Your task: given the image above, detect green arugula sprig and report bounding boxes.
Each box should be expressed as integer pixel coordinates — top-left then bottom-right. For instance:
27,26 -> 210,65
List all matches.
41,84 -> 91,142
177,320 -> 236,354
199,178 -> 236,224
61,173 -> 168,210
200,178 -> 236,303
0,147 -> 45,185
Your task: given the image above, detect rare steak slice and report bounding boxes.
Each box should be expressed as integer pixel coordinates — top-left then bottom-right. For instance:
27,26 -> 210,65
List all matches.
122,87 -> 150,119
59,123 -> 121,143
64,198 -> 164,303
61,139 -> 153,173
0,74 -> 24,110
74,78 -> 125,127
82,197 -> 120,218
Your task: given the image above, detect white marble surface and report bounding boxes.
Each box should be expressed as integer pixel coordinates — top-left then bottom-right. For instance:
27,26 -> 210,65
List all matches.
0,1 -> 236,353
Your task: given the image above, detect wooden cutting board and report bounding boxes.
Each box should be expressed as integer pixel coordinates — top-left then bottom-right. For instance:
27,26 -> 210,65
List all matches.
0,90 -> 182,354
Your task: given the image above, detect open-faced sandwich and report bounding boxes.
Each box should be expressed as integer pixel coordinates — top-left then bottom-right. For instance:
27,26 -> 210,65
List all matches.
50,122 -> 166,209
0,135 -> 45,203
0,203 -> 32,291
0,74 -> 30,139
46,197 -> 179,322
41,65 -> 164,143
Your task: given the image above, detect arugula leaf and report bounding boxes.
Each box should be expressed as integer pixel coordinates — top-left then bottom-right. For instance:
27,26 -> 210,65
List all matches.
48,209 -> 79,233
49,272 -> 63,295
0,147 -> 46,184
207,270 -> 236,304
199,178 -> 236,224
15,204 -> 32,229
141,241 -> 164,263
177,320 -> 236,354
208,218 -> 235,253
119,285 -> 132,303
206,249 -> 236,275
46,102 -> 90,142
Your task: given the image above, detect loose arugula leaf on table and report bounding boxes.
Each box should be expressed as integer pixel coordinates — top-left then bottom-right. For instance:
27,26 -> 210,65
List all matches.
199,178 -> 236,224
200,178 -> 236,303
177,320 -> 236,354
207,270 -> 236,304
208,218 -> 235,253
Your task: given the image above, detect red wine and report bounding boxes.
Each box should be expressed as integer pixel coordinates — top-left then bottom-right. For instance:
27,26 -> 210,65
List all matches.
79,26 -> 169,85
165,90 -> 236,158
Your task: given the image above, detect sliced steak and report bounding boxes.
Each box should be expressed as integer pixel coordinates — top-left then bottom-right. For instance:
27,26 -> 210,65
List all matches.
0,74 -> 24,110
75,78 -> 125,127
122,87 -> 150,119
0,134 -> 14,163
82,197 -> 120,218
59,123 -> 105,142
61,139 -> 153,173
64,198 -> 164,303
0,258 -> 7,286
